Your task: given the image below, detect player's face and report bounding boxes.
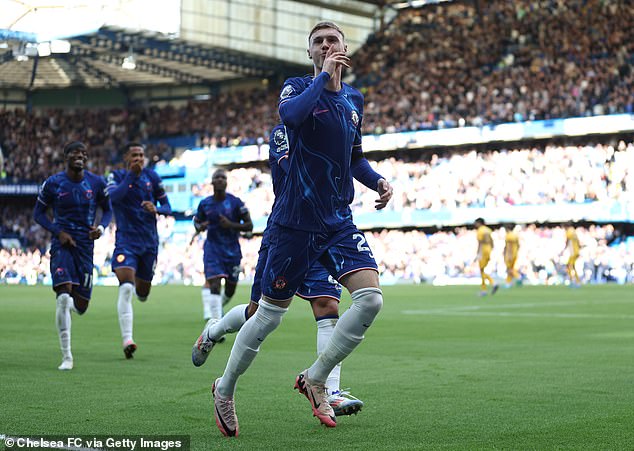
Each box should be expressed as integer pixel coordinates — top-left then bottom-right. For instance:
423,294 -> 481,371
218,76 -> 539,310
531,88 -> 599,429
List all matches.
308,28 -> 346,69
66,147 -> 88,171
125,146 -> 145,167
212,172 -> 227,192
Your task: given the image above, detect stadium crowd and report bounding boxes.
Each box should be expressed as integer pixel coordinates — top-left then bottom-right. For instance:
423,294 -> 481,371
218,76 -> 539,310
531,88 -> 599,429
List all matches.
2,0 -> 633,183
354,0 -> 634,133
189,141 -> 633,218
2,220 -> 631,287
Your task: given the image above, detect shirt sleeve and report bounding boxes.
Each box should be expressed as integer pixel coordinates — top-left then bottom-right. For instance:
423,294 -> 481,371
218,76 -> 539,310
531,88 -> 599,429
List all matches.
33,177 -> 61,236
151,171 -> 172,215
278,73 -> 330,129
106,170 -> 136,202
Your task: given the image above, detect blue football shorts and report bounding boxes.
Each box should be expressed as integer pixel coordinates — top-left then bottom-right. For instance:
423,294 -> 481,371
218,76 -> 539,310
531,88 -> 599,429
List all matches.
260,222 -> 378,301
50,242 -> 94,300
111,245 -> 158,282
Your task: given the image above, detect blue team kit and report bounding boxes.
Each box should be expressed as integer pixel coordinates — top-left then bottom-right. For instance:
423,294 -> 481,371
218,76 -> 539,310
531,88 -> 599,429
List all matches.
107,168 -> 168,282
36,171 -> 110,299
254,113 -> 379,301
196,193 -> 247,282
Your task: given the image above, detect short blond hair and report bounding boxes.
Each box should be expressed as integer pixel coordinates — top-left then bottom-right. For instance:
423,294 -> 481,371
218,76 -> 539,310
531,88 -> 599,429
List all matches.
308,21 -> 345,44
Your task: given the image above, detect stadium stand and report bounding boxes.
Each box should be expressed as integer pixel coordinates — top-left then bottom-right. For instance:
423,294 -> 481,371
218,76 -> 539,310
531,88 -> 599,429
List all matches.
1,0 -> 633,287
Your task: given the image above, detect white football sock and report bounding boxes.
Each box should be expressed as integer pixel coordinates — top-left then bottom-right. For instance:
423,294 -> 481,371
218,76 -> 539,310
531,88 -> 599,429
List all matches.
55,293 -> 73,361
202,289 -> 213,320
209,293 -> 223,320
206,304 -> 249,341
221,292 -> 231,307
216,300 -> 287,398
308,288 -> 383,383
117,283 -> 134,343
317,317 -> 341,395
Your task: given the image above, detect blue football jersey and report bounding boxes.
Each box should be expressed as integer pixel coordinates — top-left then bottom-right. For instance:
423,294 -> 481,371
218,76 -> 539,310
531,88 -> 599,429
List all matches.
37,171 -> 109,247
107,168 -> 167,250
195,193 -> 247,259
271,73 -> 364,232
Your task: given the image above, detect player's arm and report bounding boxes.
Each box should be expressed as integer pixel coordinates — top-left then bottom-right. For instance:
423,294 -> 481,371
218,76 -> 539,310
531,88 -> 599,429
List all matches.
33,179 -> 76,247
278,75 -> 330,129
142,172 -> 172,215
106,170 -> 135,202
33,198 -> 61,237
350,135 -> 393,209
218,205 -> 253,232
89,180 -> 113,240
277,153 -> 289,173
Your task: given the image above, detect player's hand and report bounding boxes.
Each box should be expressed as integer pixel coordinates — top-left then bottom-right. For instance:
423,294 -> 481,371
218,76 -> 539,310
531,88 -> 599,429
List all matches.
88,226 -> 103,240
322,46 -> 350,77
193,218 -> 209,233
141,201 -> 157,214
58,231 -> 76,248
218,215 -> 232,229
128,160 -> 143,175
375,178 -> 393,210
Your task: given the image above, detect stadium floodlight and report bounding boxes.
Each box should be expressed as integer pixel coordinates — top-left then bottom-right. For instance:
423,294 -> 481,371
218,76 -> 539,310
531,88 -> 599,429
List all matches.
50,40 -> 71,53
121,48 -> 136,70
393,0 -> 453,9
37,42 -> 51,57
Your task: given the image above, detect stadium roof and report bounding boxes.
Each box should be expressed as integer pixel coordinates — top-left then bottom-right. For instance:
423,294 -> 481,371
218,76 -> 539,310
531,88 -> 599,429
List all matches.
0,26 -> 311,89
0,0 -> 410,90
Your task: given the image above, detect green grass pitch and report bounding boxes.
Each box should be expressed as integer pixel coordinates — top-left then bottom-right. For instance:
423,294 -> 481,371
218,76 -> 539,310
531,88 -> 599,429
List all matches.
2,284 -> 634,450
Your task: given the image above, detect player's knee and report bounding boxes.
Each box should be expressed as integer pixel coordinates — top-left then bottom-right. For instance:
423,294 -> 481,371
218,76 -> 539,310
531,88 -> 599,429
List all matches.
120,282 -> 135,298
257,299 -> 288,327
56,292 -> 72,309
351,287 -> 383,316
225,284 -> 237,298
246,301 -> 259,319
73,299 -> 89,315
208,279 -> 221,294
135,281 -> 151,300
312,297 -> 338,317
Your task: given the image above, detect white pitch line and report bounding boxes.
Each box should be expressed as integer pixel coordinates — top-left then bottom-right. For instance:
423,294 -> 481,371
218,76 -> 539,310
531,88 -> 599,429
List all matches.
403,298 -> 634,316
402,310 -> 634,319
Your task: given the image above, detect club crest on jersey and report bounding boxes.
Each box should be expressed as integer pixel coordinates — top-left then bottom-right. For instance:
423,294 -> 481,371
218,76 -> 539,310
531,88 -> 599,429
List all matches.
84,189 -> 93,200
272,276 -> 287,290
116,254 -> 126,263
280,85 -> 294,101
145,181 -> 152,191
351,110 -> 359,127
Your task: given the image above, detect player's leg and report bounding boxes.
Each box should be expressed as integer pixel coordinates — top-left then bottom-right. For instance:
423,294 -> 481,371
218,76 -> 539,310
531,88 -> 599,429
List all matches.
212,225 -> 309,435
479,252 -> 498,295
295,227 -> 380,427
134,248 -> 157,301
192,301 -> 256,367
50,246 -> 86,370
568,256 -> 580,286
505,259 -> 513,286
297,264 -> 346,396
206,277 -> 224,320
222,280 -> 238,307
193,241 -> 267,366
112,248 -> 139,358
201,280 -> 212,320
202,242 -> 225,320
566,256 -> 574,284
303,268 -> 381,385
306,290 -> 365,416
54,283 -> 75,370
